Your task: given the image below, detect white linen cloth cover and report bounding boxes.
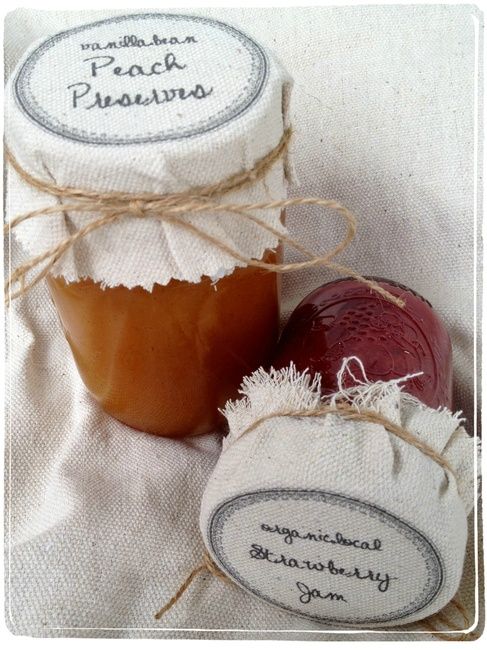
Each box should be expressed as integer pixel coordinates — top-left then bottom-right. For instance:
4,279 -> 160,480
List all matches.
201,363 -> 474,627
4,5 -> 482,640
5,12 -> 289,290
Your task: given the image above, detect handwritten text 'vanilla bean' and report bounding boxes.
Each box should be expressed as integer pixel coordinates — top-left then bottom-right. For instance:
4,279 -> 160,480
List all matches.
80,34 -> 197,52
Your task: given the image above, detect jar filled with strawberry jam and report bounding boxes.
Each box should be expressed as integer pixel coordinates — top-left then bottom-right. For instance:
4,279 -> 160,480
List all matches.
273,277 -> 453,409
6,13 -> 291,435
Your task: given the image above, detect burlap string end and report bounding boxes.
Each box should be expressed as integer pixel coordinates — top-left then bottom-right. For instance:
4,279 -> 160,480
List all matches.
154,558 -> 474,639
154,552 -> 230,620
4,128 -> 405,308
154,553 -> 473,638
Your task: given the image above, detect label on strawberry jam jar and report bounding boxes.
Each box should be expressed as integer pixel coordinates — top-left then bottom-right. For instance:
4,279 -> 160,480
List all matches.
205,489 -> 443,626
14,13 -> 268,144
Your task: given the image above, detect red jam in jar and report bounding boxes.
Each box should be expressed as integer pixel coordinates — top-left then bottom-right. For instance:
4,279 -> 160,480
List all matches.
273,277 -> 453,410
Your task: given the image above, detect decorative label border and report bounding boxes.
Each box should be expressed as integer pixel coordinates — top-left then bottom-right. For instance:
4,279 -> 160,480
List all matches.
14,13 -> 269,145
207,488 -> 444,626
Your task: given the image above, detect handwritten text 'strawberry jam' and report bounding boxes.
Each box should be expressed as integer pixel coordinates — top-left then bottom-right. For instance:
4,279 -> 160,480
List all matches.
273,278 -> 453,410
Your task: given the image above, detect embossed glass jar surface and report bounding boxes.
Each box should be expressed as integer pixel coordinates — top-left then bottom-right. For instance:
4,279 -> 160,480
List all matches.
273,277 -> 453,409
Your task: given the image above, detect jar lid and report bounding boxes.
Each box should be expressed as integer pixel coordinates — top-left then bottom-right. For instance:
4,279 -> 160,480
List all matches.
200,365 -> 473,627
6,13 -> 291,289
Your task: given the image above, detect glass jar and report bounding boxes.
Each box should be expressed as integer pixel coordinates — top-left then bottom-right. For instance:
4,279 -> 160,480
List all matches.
7,13 -> 291,436
47,251 -> 280,437
273,277 -> 453,409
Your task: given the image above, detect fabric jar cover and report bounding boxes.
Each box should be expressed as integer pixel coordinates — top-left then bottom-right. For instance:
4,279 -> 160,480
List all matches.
5,12 -> 291,290
200,361 -> 475,628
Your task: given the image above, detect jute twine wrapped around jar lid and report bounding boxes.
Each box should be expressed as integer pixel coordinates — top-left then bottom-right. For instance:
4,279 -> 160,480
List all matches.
156,360 -> 476,637
5,12 -> 403,308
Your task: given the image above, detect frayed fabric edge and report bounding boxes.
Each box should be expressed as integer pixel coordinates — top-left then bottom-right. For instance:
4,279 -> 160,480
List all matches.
222,358 -> 464,445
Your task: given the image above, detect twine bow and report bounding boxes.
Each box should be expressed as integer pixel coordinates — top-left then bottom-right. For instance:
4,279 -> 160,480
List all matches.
4,128 -> 404,308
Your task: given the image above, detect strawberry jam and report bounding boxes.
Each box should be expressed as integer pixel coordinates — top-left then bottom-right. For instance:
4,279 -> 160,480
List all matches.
273,277 -> 453,409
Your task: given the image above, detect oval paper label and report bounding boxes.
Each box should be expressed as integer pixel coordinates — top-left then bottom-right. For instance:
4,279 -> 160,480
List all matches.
14,13 -> 268,145
207,489 -> 444,625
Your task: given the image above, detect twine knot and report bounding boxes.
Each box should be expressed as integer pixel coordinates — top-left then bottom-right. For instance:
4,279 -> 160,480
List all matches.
4,127 -> 405,309
128,200 -> 147,219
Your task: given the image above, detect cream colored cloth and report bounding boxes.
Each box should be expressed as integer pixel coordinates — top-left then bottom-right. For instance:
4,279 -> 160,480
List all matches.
5,5 -> 481,639
201,364 -> 474,627
5,12 -> 290,290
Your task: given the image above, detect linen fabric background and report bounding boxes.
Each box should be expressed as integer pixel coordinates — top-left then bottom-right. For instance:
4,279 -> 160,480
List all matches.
4,5 -> 482,640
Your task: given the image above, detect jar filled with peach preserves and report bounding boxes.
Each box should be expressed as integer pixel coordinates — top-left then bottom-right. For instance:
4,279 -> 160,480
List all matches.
6,13 -> 292,436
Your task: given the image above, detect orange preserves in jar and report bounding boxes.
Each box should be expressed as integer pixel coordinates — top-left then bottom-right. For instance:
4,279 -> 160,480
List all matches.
7,13 -> 291,437
47,253 -> 280,437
